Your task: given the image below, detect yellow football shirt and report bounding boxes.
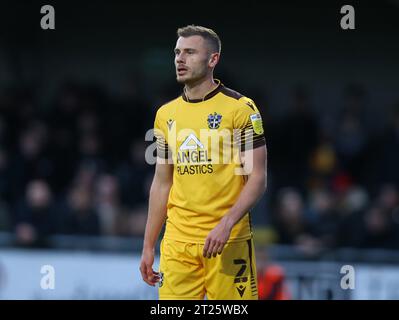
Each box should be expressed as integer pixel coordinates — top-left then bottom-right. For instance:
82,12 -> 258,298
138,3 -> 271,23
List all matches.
154,80 -> 265,243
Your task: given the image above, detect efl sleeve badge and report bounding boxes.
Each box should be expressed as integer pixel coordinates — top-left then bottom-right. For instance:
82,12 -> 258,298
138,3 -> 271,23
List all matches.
249,113 -> 264,135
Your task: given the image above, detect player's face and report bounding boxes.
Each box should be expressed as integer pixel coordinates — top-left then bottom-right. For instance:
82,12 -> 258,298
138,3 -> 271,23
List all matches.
174,36 -> 211,84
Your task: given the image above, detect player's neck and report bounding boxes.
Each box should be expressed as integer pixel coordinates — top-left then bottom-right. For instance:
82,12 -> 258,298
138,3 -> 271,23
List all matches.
184,77 -> 218,101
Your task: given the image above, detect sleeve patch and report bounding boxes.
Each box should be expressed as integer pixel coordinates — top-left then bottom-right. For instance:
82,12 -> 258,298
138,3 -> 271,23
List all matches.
250,113 -> 264,135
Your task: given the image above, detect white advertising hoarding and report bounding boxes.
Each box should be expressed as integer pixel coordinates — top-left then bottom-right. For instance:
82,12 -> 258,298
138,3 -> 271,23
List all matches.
354,266 -> 399,300
0,249 -> 159,300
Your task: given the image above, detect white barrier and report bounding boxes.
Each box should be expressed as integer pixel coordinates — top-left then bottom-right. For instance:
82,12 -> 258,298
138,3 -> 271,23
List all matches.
1,249 -> 399,300
354,266 -> 399,300
270,261 -> 399,300
0,249 -> 159,300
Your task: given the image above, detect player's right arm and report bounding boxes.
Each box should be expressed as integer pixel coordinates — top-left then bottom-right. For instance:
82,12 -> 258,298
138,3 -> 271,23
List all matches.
140,160 -> 173,286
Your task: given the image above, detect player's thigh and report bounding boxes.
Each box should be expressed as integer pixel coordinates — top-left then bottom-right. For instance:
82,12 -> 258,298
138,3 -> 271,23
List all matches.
158,239 -> 205,300
204,238 -> 258,300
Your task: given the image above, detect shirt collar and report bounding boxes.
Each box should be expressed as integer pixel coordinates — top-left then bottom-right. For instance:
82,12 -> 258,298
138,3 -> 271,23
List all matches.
182,79 -> 223,103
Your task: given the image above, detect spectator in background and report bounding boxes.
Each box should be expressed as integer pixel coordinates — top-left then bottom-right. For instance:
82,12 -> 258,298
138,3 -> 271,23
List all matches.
46,84 -> 80,194
332,85 -> 383,187
8,121 -> 53,203
78,131 -> 106,173
48,83 -> 81,131
377,184 -> 399,247
116,140 -> 152,207
272,188 -> 322,256
59,185 -> 100,236
273,188 -> 308,244
336,186 -> 370,248
358,203 -> 398,250
258,264 -> 291,300
94,174 -> 128,236
306,189 -> 340,249
308,131 -> 338,190
116,139 -> 152,236
72,162 -> 99,192
14,180 -> 57,247
55,161 -> 101,236
378,184 -> 399,213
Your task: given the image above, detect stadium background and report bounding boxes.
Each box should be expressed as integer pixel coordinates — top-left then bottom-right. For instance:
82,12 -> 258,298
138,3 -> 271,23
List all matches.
0,0 -> 399,299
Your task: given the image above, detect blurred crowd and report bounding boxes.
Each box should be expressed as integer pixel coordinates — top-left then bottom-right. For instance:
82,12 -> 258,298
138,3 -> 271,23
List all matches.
0,80 -> 398,251
266,86 -> 399,253
0,81 -> 156,247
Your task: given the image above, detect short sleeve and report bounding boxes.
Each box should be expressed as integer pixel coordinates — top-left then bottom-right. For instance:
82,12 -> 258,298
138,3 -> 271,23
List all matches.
233,98 -> 266,151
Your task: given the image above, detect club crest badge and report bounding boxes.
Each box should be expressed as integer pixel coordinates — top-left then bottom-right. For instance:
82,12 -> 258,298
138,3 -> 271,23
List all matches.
207,112 -> 222,129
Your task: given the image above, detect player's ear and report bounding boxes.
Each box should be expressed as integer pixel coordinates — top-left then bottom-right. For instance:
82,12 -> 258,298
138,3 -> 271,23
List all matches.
208,53 -> 220,68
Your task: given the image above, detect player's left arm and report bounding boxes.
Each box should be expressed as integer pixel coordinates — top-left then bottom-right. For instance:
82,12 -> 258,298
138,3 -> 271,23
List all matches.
203,144 -> 267,258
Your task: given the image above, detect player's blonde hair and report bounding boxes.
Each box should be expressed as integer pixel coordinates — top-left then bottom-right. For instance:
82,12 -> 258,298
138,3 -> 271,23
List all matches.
177,25 -> 221,54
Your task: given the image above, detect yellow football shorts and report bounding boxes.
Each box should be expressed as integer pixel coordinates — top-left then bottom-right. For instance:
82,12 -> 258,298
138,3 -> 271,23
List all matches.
158,237 -> 258,300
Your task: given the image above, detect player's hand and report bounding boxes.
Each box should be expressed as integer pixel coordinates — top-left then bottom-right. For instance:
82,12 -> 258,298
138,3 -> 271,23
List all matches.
203,216 -> 233,258
139,248 -> 160,286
